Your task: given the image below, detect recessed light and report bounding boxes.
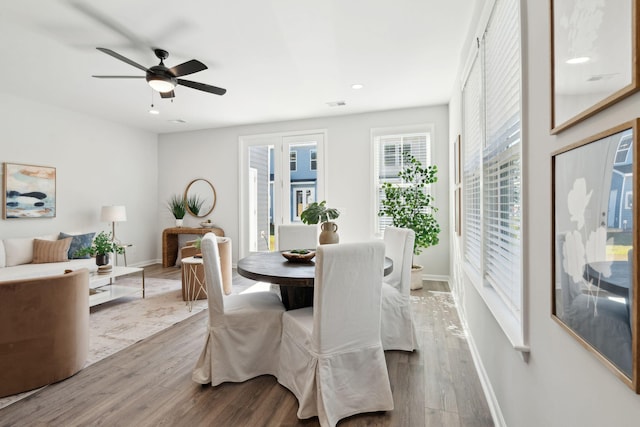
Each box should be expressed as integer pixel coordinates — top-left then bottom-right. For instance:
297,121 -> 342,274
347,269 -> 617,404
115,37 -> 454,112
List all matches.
351,83 -> 364,90
168,119 -> 186,124
326,101 -> 346,107
566,56 -> 590,64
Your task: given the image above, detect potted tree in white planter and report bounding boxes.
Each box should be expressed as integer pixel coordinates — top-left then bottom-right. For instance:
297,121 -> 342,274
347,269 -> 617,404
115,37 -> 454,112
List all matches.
378,151 -> 440,289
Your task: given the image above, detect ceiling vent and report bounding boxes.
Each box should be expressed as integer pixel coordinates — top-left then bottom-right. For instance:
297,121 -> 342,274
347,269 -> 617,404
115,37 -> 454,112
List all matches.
587,73 -> 618,82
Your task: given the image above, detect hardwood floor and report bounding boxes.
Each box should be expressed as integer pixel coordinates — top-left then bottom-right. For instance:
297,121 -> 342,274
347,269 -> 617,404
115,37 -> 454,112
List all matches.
0,265 -> 493,427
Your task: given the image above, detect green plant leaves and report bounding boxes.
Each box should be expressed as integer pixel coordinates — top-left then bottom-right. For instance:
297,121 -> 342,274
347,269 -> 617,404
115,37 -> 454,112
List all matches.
378,151 -> 440,255
167,194 -> 186,219
300,200 -> 340,225
73,231 -> 124,257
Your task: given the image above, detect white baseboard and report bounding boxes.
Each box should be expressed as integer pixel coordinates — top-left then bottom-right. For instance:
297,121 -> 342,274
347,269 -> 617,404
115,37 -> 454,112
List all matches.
449,281 -> 507,427
422,273 -> 449,282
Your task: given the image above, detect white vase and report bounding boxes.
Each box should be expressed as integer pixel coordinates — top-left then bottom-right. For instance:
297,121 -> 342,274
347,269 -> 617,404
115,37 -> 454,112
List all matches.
175,219 -> 184,227
410,265 -> 424,290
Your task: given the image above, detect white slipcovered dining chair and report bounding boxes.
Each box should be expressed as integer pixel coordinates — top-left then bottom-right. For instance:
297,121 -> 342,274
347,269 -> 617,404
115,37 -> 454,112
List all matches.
192,233 -> 285,386
277,224 -> 318,251
277,241 -> 393,427
381,226 -> 418,351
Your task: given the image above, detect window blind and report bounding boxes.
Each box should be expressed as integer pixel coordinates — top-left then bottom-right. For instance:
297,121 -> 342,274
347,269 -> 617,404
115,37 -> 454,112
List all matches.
463,54 -> 482,273
482,0 -> 522,313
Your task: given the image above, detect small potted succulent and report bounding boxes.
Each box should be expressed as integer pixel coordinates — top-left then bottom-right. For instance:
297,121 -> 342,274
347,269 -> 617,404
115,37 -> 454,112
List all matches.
167,194 -> 186,227
74,231 -> 124,266
300,201 -> 340,244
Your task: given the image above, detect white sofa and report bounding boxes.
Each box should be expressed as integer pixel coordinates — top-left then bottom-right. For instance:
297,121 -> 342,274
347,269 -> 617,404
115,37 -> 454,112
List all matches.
0,234 -> 97,282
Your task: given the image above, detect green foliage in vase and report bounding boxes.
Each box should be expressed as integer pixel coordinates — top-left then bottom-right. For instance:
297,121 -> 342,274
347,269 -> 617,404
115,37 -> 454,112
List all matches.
378,151 -> 440,255
74,231 -> 124,257
167,194 -> 186,219
300,201 -> 340,225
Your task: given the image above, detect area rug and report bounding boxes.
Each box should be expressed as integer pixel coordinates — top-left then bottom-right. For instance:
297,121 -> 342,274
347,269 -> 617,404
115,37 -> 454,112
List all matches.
0,276 -> 266,410
87,277 -> 208,365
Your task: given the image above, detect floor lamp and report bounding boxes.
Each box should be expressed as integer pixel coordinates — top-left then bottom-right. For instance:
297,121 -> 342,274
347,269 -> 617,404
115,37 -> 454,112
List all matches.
101,205 -> 127,244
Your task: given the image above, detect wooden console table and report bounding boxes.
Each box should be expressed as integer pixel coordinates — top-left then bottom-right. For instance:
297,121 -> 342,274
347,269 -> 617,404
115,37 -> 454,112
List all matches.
162,227 -> 224,267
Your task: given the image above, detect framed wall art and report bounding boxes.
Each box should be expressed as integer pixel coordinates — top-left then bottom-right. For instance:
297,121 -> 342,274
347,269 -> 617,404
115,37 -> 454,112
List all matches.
550,0 -> 640,134
3,163 -> 56,219
455,187 -> 461,236
551,119 -> 639,391
454,134 -> 461,185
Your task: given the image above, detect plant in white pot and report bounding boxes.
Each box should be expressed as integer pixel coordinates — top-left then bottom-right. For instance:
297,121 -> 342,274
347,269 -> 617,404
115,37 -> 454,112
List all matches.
300,201 -> 340,244
378,151 -> 440,289
167,194 -> 186,227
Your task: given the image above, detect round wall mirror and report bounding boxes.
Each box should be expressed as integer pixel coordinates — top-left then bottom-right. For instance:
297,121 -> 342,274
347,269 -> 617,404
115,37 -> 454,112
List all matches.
184,178 -> 217,217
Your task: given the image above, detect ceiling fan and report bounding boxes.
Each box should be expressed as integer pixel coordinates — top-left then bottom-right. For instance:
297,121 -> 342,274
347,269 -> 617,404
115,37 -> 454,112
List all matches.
93,47 -> 227,98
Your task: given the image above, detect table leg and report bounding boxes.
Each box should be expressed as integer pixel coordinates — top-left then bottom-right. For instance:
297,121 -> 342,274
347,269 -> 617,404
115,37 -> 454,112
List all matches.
185,263 -> 207,312
279,286 -> 313,310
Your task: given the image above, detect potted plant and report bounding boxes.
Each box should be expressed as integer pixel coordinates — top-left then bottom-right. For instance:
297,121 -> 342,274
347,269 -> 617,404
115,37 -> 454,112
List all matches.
167,194 -> 186,227
74,231 -> 124,266
378,151 -> 440,289
300,201 -> 340,244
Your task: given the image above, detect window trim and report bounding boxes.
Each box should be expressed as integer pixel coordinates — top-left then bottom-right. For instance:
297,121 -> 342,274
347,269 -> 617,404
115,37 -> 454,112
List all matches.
371,124 -> 434,238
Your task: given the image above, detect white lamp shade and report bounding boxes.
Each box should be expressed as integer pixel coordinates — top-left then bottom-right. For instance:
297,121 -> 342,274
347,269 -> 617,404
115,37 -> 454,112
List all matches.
101,205 -> 127,222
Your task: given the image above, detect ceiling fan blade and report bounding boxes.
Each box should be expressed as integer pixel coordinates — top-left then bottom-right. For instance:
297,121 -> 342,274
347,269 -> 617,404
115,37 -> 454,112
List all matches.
96,47 -> 148,72
160,90 -> 175,99
92,75 -> 145,79
72,2 -> 150,52
177,79 -> 227,96
170,60 -> 207,77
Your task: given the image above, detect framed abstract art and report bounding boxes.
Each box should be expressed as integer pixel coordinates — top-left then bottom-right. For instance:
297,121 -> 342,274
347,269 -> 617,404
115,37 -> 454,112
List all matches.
550,0 -> 640,133
551,120 -> 639,391
3,163 -> 56,219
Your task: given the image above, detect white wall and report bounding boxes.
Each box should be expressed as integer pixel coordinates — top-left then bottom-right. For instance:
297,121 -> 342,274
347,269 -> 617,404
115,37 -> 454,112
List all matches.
449,1 -> 640,426
158,105 -> 450,275
0,93 -> 158,267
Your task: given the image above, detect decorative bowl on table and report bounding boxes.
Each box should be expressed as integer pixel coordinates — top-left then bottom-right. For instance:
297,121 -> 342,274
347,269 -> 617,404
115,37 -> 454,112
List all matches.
200,221 -> 216,228
281,249 -> 316,263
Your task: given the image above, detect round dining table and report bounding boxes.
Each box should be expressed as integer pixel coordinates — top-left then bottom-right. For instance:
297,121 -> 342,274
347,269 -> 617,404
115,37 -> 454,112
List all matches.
237,251 -> 393,310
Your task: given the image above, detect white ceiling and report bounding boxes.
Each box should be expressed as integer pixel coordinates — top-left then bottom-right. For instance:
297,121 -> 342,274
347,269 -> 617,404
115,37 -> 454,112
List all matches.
0,0 -> 475,134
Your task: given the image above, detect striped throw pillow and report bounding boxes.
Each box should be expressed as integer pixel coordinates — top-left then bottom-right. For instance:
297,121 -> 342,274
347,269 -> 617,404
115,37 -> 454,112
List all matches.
32,237 -> 72,264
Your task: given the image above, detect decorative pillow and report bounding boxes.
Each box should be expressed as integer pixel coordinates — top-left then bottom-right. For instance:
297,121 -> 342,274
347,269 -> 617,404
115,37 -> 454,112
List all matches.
4,237 -> 36,266
0,240 -> 5,268
32,238 -> 72,264
59,232 -> 96,259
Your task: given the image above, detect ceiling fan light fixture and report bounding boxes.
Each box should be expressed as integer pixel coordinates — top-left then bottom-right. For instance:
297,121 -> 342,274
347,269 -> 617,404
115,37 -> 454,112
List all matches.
147,76 -> 176,93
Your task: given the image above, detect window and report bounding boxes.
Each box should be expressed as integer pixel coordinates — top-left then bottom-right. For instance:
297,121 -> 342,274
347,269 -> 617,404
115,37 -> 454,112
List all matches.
310,149 -> 317,170
290,150 -> 297,171
372,126 -> 432,234
240,131 -> 325,256
462,0 -> 524,349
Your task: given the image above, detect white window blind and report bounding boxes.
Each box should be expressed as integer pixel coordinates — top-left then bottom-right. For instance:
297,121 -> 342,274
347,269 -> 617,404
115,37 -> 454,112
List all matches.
374,132 -> 431,233
461,0 -> 523,328
463,55 -> 482,273
483,0 -> 522,313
